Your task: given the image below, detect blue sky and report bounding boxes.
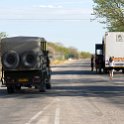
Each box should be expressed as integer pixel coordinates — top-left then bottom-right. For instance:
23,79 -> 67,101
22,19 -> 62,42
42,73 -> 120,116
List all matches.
0,0 -> 106,53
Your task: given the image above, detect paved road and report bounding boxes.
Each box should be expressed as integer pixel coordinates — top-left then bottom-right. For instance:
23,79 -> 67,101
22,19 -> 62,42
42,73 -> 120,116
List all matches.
0,59 -> 124,124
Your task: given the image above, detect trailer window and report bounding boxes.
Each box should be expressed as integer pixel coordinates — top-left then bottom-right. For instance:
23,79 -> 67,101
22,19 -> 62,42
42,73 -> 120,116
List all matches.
96,49 -> 102,55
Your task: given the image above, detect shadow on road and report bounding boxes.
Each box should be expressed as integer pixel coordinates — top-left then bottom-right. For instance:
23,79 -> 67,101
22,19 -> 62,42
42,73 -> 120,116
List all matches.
52,61 -> 90,68
0,60 -> 124,109
52,70 -> 97,75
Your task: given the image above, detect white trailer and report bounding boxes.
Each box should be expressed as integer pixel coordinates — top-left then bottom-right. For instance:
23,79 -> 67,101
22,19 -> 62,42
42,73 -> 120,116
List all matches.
104,32 -> 124,71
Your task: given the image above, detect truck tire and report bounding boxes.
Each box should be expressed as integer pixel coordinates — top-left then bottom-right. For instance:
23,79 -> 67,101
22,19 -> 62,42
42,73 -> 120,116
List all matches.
46,83 -> 51,89
39,80 -> 46,92
7,86 -> 14,94
46,71 -> 51,89
22,51 -> 37,68
2,51 -> 19,69
15,85 -> 21,90
103,68 -> 108,74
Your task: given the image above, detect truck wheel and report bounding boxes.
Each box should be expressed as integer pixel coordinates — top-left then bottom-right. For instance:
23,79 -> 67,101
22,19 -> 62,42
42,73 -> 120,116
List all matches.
15,86 -> 21,90
46,83 -> 51,89
34,86 -> 38,89
103,68 -> 107,74
46,76 -> 51,89
7,86 -> 14,94
39,82 -> 46,92
122,69 -> 124,73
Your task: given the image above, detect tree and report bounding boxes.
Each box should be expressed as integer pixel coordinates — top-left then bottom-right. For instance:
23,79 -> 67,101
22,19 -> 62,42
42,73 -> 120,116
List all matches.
68,47 -> 79,59
92,0 -> 124,31
80,51 -> 91,58
0,32 -> 8,39
47,42 -> 80,60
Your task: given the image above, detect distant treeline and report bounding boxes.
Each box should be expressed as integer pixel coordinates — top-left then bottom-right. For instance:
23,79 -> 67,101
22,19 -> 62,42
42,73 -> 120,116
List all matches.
47,42 -> 91,60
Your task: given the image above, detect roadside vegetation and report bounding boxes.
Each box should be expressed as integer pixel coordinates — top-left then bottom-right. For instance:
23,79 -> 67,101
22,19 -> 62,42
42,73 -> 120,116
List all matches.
47,42 -> 91,64
92,0 -> 124,31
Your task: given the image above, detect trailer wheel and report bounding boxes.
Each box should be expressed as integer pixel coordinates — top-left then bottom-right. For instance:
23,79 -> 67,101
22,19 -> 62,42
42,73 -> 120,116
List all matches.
7,86 -> 14,94
103,68 -> 108,74
34,86 -> 38,89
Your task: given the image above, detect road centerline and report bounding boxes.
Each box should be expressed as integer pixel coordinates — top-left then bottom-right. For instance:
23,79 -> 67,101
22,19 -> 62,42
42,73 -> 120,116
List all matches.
25,100 -> 55,124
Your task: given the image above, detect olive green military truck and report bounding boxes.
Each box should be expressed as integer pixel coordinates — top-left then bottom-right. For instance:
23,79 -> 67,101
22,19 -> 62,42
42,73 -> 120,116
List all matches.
1,36 -> 51,93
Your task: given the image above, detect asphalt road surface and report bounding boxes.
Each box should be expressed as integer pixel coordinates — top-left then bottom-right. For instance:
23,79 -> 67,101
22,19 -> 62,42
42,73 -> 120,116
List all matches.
0,59 -> 124,124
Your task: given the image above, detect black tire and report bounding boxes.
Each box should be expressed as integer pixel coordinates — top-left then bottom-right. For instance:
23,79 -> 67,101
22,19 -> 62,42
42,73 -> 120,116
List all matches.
7,86 -> 14,94
15,86 -> 21,90
46,73 -> 51,89
34,86 -> 38,89
2,51 -> 19,69
22,51 -> 37,68
103,68 -> 108,74
46,83 -> 51,89
39,82 -> 46,92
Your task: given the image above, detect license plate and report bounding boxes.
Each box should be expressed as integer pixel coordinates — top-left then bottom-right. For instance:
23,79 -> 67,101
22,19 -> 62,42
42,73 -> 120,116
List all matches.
18,78 -> 29,83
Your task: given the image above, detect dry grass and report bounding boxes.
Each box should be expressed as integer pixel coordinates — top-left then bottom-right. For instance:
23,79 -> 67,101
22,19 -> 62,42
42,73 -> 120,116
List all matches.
51,59 -> 76,65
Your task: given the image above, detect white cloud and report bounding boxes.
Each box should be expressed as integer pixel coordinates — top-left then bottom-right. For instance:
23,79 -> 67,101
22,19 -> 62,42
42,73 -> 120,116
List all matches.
33,5 -> 63,9
52,8 -> 92,16
57,1 -> 90,4
0,6 -> 92,20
